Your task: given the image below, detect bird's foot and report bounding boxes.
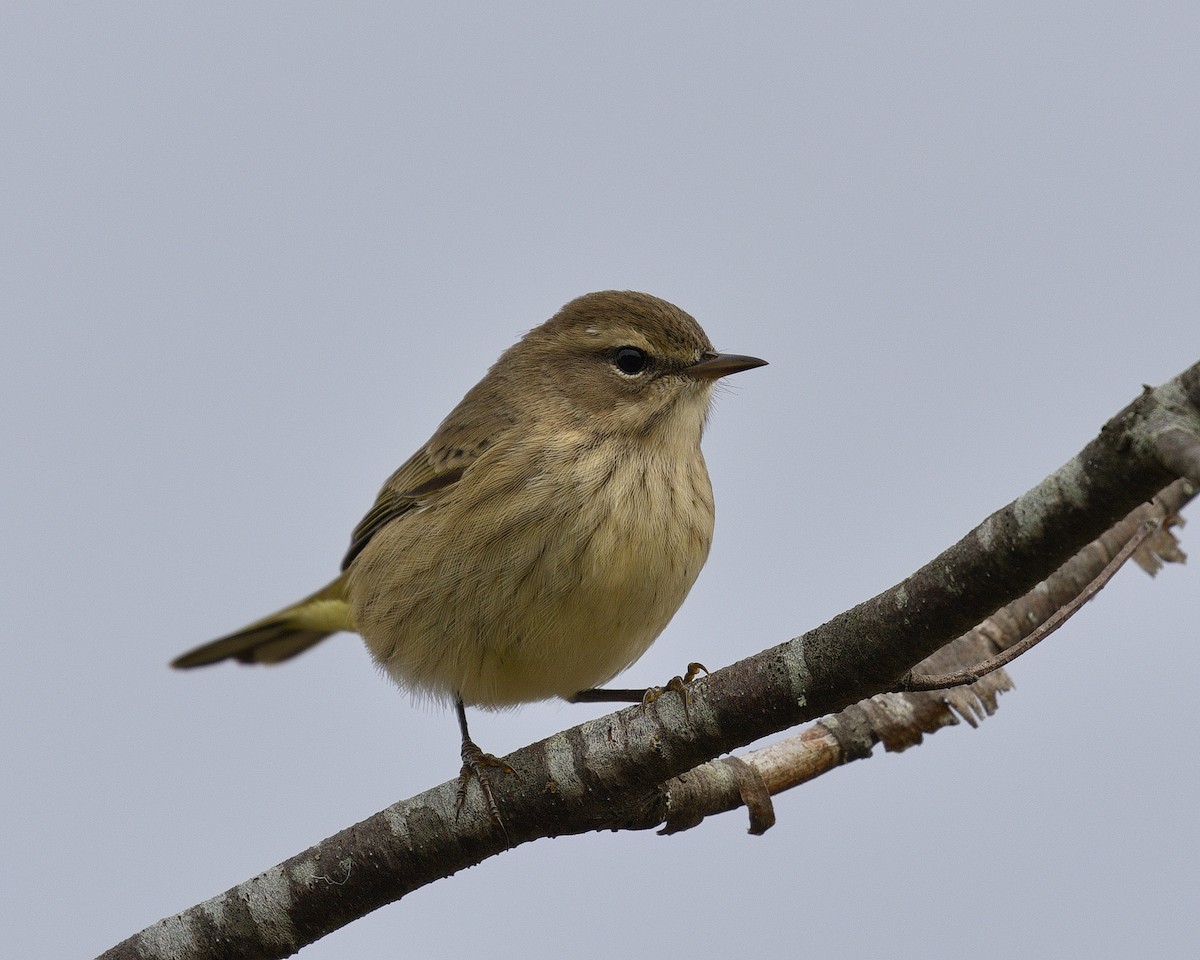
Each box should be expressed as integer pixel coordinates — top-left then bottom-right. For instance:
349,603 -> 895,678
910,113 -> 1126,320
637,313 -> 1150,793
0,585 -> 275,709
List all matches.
456,738 -> 515,843
642,661 -> 709,720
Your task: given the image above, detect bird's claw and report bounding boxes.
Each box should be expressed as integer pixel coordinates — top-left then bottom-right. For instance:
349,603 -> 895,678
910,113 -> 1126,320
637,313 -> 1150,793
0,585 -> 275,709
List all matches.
456,738 -> 514,844
641,662 -> 709,720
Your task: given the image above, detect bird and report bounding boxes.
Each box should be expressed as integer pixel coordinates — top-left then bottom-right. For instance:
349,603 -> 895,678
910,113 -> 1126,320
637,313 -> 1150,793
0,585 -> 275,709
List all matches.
172,290 -> 766,824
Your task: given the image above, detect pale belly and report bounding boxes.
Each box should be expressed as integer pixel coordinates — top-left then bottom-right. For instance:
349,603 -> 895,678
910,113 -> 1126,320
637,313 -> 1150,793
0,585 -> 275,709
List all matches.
346,444 -> 714,707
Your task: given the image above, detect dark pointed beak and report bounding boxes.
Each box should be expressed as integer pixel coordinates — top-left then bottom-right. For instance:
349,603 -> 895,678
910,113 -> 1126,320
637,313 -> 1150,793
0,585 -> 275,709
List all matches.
686,351 -> 768,381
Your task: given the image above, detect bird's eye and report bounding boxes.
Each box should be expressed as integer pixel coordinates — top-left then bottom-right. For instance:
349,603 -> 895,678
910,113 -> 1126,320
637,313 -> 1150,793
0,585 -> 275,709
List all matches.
612,346 -> 649,375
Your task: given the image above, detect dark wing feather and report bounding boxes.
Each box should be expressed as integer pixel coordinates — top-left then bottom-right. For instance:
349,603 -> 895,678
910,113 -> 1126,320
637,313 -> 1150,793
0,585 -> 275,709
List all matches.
342,359 -> 517,571
341,455 -> 466,570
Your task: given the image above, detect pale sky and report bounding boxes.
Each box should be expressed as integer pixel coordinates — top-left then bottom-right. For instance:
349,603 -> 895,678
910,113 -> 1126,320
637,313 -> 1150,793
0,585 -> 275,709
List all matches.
3,4 -> 1198,958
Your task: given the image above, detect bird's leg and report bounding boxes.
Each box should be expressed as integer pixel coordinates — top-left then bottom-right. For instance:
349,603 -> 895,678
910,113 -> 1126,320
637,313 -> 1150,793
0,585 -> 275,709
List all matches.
454,698 -> 513,841
568,662 -> 709,720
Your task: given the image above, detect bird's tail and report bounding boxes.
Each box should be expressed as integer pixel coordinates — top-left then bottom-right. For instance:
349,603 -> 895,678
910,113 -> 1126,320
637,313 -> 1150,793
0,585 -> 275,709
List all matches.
171,575 -> 354,668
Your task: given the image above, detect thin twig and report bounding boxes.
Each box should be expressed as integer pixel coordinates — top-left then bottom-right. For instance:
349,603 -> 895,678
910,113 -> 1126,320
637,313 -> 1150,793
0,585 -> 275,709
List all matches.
900,518 -> 1160,692
654,481 -> 1195,834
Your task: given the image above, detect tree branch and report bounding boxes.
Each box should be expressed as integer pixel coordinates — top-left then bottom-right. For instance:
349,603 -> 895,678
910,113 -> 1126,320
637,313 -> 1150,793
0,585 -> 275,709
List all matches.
650,478 -> 1192,831
99,362 -> 1200,960
901,518 -> 1157,692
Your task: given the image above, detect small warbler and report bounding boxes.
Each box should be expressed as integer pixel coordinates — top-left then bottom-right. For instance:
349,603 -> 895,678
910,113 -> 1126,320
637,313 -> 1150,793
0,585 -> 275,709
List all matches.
172,290 -> 765,819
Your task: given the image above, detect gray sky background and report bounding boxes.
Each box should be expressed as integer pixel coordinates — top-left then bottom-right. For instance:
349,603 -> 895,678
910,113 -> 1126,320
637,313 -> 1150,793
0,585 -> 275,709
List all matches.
3,4 -> 1198,958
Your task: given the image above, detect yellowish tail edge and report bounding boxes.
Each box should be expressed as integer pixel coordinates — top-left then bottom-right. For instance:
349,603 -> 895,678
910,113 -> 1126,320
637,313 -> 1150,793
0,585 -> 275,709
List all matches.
171,575 -> 354,668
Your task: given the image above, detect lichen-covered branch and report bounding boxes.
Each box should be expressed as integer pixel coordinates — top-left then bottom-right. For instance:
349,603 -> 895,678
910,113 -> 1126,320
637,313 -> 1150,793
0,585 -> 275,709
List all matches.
99,362 -> 1200,960
901,518 -> 1158,692
650,479 -> 1192,832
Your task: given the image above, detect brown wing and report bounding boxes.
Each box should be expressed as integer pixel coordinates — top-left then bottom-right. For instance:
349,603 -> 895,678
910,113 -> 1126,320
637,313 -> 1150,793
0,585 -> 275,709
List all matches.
340,456 -> 465,570
342,354 -> 519,571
